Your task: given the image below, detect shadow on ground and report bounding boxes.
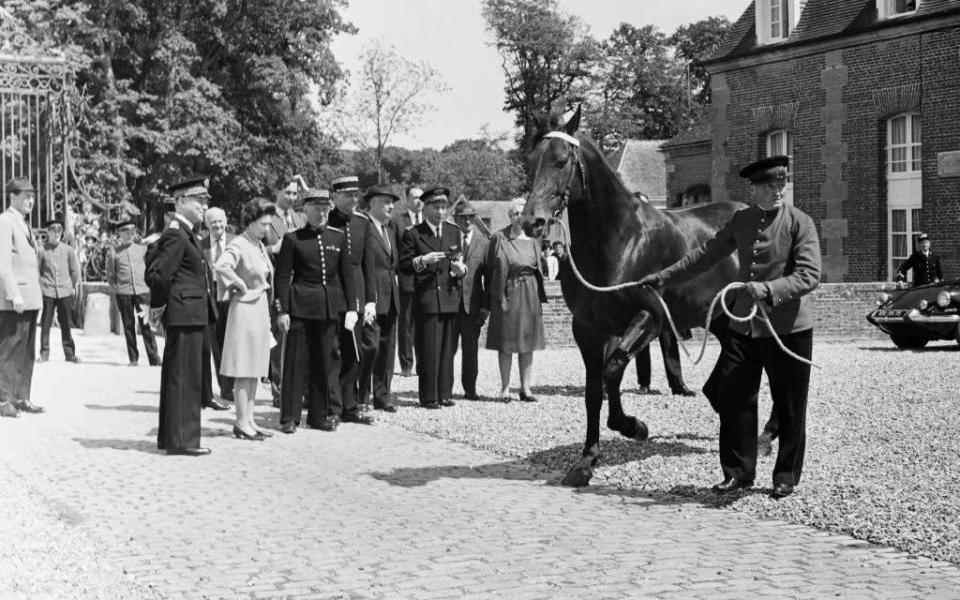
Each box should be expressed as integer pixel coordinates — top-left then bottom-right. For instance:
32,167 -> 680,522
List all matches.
72,438 -> 159,454
85,403 -> 157,413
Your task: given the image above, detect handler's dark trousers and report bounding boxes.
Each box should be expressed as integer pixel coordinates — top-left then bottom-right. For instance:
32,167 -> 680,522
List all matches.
281,318 -> 342,427
40,295 -> 77,359
116,294 -> 160,365
712,328 -> 812,486
635,329 -> 684,392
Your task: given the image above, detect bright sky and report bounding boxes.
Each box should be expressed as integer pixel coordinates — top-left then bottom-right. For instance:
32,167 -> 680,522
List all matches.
329,0 -> 748,150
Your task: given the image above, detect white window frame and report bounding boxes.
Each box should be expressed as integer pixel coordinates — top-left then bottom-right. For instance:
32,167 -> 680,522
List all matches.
877,0 -> 920,20
756,0 -> 805,45
886,113 -> 921,179
888,208 -> 922,281
765,129 -> 794,205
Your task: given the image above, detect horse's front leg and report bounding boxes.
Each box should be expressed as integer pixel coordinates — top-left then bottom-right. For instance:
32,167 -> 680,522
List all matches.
604,310 -> 657,441
561,318 -> 604,487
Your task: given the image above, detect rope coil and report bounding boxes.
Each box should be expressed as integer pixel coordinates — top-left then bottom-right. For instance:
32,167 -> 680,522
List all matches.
553,219 -> 820,369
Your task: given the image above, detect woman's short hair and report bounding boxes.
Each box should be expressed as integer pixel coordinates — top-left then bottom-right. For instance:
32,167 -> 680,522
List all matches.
240,197 -> 277,228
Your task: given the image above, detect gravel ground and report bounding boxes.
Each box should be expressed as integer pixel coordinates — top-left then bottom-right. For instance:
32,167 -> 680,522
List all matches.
0,464 -> 161,600
379,336 -> 960,564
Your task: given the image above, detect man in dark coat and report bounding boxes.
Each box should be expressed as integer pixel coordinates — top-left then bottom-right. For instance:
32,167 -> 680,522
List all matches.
641,156 -> 821,499
145,176 -> 218,456
896,233 -> 942,286
633,329 -> 695,396
361,184 -> 402,412
392,186 -> 423,377
399,186 -> 465,409
451,199 -> 488,400
274,189 -> 359,433
327,175 -> 375,424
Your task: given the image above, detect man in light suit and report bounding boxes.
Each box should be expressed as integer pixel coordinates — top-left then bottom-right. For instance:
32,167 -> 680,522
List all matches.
201,207 -> 235,406
0,177 -> 45,417
451,200 -> 488,400
361,184 -> 402,412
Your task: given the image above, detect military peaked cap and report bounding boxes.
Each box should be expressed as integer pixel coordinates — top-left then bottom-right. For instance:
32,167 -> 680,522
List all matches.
116,220 -> 137,231
301,188 -> 332,205
44,219 -> 64,229
421,186 -> 451,205
168,175 -> 210,198
331,176 -> 360,192
739,156 -> 789,184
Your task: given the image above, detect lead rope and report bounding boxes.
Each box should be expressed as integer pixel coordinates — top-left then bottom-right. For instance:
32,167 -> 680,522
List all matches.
553,219 -> 820,369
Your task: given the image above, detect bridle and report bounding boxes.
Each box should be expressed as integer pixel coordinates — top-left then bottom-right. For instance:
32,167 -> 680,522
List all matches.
541,131 -> 590,219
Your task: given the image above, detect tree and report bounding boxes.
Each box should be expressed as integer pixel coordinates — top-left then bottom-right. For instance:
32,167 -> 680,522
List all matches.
323,40 -> 447,184
584,23 -> 688,152
671,16 -> 732,106
9,0 -> 354,226
482,0 -> 598,156
421,139 -> 525,202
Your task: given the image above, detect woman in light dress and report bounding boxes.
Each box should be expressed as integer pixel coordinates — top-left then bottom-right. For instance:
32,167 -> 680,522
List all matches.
485,198 -> 547,402
214,198 -> 277,441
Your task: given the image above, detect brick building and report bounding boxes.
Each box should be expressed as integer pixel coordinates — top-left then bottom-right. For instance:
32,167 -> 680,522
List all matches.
703,0 -> 960,282
661,118 -> 713,208
608,140 -> 669,208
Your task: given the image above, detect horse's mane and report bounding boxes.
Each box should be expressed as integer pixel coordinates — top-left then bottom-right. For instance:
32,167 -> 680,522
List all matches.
573,135 -> 636,205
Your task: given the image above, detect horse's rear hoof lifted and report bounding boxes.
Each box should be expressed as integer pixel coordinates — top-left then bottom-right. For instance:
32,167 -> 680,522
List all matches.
608,415 -> 649,441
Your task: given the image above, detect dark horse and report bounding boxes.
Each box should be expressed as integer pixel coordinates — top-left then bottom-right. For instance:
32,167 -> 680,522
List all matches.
524,107 -> 744,486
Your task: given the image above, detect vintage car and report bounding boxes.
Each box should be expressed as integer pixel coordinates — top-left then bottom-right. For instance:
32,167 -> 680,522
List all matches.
866,281 -> 960,348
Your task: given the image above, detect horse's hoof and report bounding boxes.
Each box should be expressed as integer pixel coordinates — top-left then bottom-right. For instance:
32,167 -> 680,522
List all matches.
561,465 -> 593,487
609,416 -> 649,441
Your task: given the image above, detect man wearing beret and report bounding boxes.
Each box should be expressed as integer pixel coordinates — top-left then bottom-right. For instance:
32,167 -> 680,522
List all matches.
399,186 -> 466,409
275,189 -> 359,433
328,175 -> 376,424
361,184 -> 402,412
38,219 -> 82,363
145,176 -> 218,455
641,155 -> 821,499
109,221 -> 161,367
0,177 -> 45,417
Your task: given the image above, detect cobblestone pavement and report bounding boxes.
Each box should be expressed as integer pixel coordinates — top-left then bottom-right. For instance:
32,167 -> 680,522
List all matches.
2,333 -> 960,599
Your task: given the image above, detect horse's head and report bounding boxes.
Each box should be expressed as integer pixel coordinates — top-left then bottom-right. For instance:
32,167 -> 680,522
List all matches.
524,106 -> 585,244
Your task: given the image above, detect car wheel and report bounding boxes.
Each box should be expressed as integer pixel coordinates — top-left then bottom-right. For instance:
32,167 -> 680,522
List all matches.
890,335 -> 929,349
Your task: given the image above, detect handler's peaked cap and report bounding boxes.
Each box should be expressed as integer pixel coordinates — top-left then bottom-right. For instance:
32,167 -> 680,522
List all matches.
301,188 -> 332,204
739,155 -> 789,183
116,220 -> 137,230
331,176 -> 360,192
168,175 -> 210,198
421,186 -> 451,205
918,232 -> 930,241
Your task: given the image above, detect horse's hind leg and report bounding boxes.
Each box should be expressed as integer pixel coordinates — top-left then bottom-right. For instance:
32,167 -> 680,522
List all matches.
604,311 -> 658,441
561,318 -> 604,488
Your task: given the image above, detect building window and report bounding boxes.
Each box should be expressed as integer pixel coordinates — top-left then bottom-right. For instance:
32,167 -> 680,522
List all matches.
887,113 -> 921,175
765,129 -> 794,205
878,0 -> 919,20
889,209 -> 922,281
757,0 -> 806,45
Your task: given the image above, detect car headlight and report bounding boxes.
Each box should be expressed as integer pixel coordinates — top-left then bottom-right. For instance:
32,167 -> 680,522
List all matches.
919,299 -> 929,310
937,291 -> 952,308
878,293 -> 890,304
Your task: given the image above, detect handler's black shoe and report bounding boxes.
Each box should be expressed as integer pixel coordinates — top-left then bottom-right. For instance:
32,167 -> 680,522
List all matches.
315,416 -> 339,431
771,483 -> 794,499
166,447 -> 211,456
713,477 -> 753,494
421,402 -> 441,410
202,397 -> 230,411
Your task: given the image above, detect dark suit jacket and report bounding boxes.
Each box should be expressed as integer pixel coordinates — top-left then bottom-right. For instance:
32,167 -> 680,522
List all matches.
392,210 -> 417,294
660,203 -> 821,337
460,227 -> 489,315
275,224 -> 358,321
201,232 -> 236,302
897,251 -> 942,286
145,224 -> 217,327
399,221 -> 463,315
328,208 -> 375,311
365,218 -> 401,315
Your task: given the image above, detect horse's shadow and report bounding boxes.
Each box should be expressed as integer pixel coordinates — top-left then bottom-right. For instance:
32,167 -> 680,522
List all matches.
368,437 -> 762,509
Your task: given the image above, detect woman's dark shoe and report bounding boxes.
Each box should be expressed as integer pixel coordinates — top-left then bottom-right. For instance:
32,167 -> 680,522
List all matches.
233,425 -> 264,441
518,391 -> 538,403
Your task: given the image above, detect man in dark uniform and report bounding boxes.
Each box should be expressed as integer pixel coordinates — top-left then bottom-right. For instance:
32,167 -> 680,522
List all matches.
633,329 -> 695,396
145,176 -> 218,456
328,175 -> 375,425
399,186 -> 465,409
274,189 -> 359,433
641,156 -> 821,499
362,184 -> 402,412
896,233 -> 942,286
451,199 -> 488,400
393,186 -> 423,377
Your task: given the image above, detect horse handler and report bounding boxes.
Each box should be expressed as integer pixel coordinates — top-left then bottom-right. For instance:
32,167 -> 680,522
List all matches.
640,155 -> 821,499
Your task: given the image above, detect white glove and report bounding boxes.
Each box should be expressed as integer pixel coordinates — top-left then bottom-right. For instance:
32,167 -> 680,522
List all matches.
344,310 -> 358,332
363,302 -> 376,324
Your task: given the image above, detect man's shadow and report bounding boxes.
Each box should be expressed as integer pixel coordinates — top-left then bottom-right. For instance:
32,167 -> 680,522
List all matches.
73,437 -> 159,454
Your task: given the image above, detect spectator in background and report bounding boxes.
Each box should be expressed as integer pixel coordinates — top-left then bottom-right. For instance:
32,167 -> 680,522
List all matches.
451,199 -> 489,400
485,198 -> 547,403
392,186 -> 423,377
38,219 -> 81,363
109,221 -> 161,367
896,233 -> 942,286
202,207 -> 236,403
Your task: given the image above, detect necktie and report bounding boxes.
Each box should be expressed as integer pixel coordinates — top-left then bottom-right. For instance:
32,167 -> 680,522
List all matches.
381,223 -> 391,252
212,238 -> 223,297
